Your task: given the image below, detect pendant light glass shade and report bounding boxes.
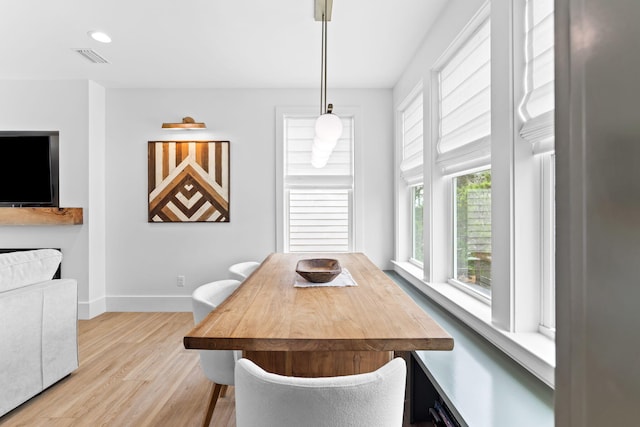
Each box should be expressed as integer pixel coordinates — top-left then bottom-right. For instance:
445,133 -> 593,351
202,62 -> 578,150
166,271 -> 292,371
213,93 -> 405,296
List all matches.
313,136 -> 337,154
314,113 -> 343,141
311,154 -> 330,169
311,135 -> 338,168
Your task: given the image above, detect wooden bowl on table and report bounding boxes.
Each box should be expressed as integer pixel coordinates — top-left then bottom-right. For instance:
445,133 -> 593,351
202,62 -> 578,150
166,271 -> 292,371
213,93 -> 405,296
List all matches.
295,258 -> 342,283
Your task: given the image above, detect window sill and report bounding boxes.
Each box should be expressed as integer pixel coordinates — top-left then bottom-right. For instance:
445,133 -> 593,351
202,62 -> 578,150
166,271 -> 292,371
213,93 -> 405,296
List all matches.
392,260 -> 555,388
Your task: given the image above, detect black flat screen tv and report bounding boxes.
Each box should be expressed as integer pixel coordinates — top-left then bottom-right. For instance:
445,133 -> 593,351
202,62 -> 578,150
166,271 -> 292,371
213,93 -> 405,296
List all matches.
0,131 -> 59,207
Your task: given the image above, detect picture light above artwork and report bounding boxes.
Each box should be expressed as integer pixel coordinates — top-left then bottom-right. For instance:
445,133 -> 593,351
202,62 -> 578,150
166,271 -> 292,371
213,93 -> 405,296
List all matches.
161,117 -> 206,130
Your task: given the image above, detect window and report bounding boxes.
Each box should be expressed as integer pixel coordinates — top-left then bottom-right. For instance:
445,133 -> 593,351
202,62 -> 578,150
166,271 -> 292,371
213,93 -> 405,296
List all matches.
521,0 -> 555,336
412,184 -> 424,264
435,10 -> 492,297
280,114 -> 354,253
391,0 -> 558,387
539,153 -> 555,336
398,85 -> 424,266
453,170 -> 491,297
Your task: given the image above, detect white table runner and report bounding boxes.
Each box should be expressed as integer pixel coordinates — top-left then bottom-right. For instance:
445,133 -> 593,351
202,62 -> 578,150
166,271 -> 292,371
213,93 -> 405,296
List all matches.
293,268 -> 358,288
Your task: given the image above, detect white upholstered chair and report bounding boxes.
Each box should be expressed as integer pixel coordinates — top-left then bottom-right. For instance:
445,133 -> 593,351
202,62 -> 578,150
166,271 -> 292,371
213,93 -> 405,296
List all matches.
234,357 -> 407,427
191,279 -> 242,427
228,261 -> 260,281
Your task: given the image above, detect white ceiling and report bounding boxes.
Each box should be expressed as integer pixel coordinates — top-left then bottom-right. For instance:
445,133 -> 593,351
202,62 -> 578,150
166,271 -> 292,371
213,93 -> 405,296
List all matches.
1,0 -> 447,89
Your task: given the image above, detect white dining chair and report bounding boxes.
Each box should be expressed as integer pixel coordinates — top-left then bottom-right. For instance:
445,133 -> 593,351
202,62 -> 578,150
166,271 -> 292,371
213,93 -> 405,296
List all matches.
191,279 -> 242,427
228,261 -> 260,281
234,357 -> 407,427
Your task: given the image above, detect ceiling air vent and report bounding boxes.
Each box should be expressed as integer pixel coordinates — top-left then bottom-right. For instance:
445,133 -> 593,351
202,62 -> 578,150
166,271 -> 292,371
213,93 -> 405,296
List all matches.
73,48 -> 109,64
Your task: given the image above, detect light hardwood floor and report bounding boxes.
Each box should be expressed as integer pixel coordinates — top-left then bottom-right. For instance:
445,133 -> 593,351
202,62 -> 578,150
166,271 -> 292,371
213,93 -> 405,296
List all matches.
0,312 -> 431,427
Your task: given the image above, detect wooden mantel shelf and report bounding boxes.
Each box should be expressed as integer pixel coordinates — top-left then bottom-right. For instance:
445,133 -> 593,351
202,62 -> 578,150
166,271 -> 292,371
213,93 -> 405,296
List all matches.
0,207 -> 83,225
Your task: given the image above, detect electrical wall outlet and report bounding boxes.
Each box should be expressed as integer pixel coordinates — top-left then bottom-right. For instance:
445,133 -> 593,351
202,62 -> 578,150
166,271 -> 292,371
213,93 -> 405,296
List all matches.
177,275 -> 186,287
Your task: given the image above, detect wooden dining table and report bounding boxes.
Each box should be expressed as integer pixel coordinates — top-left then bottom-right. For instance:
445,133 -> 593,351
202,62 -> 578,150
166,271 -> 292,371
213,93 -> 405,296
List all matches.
183,252 -> 454,377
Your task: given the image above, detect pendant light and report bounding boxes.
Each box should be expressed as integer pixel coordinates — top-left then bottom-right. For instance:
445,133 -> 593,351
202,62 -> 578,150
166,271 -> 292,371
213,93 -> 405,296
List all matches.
311,0 -> 342,168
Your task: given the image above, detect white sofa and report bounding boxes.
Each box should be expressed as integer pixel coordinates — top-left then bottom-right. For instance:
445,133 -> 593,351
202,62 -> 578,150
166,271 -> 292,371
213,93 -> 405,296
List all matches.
0,249 -> 78,417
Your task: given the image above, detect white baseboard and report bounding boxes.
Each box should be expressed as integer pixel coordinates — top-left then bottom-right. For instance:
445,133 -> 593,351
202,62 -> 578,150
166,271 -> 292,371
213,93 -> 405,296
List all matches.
78,297 -> 107,320
78,295 -> 192,319
106,295 -> 192,313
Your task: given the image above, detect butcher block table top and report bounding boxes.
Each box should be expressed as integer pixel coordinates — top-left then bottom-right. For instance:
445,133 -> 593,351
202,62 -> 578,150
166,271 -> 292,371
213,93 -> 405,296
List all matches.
184,252 -> 454,354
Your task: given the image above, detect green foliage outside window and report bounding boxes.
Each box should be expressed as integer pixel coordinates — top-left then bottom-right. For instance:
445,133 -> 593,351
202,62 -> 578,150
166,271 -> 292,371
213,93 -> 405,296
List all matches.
455,170 -> 491,292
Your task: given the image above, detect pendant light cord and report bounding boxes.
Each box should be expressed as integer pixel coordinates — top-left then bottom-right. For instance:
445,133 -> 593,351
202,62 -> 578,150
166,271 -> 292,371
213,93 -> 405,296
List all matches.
319,0 -> 329,115
323,3 -> 328,114
320,11 -> 325,116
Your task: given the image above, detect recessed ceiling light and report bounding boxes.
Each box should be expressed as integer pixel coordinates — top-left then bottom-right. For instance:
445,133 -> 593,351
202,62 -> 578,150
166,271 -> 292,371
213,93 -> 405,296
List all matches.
87,31 -> 111,43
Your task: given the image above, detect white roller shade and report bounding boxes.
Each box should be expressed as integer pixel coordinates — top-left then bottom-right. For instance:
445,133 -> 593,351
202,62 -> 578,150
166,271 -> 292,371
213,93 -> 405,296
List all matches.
400,91 -> 424,185
438,18 -> 491,158
520,0 -> 554,153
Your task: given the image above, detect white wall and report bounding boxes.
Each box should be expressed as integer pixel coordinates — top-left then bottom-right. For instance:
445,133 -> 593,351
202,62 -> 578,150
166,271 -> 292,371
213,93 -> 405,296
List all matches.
105,88 -> 393,312
555,0 -> 640,424
0,80 -> 92,306
87,81 -> 107,318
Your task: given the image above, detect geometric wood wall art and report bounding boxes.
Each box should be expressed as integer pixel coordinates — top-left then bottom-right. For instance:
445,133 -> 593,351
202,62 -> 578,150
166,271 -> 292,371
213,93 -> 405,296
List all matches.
148,141 -> 230,222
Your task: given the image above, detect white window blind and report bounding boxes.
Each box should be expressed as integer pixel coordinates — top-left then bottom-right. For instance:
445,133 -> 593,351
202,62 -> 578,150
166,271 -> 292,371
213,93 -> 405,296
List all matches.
400,92 -> 423,185
438,18 -> 491,159
284,116 -> 353,253
520,0 -> 555,153
288,189 -> 350,252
